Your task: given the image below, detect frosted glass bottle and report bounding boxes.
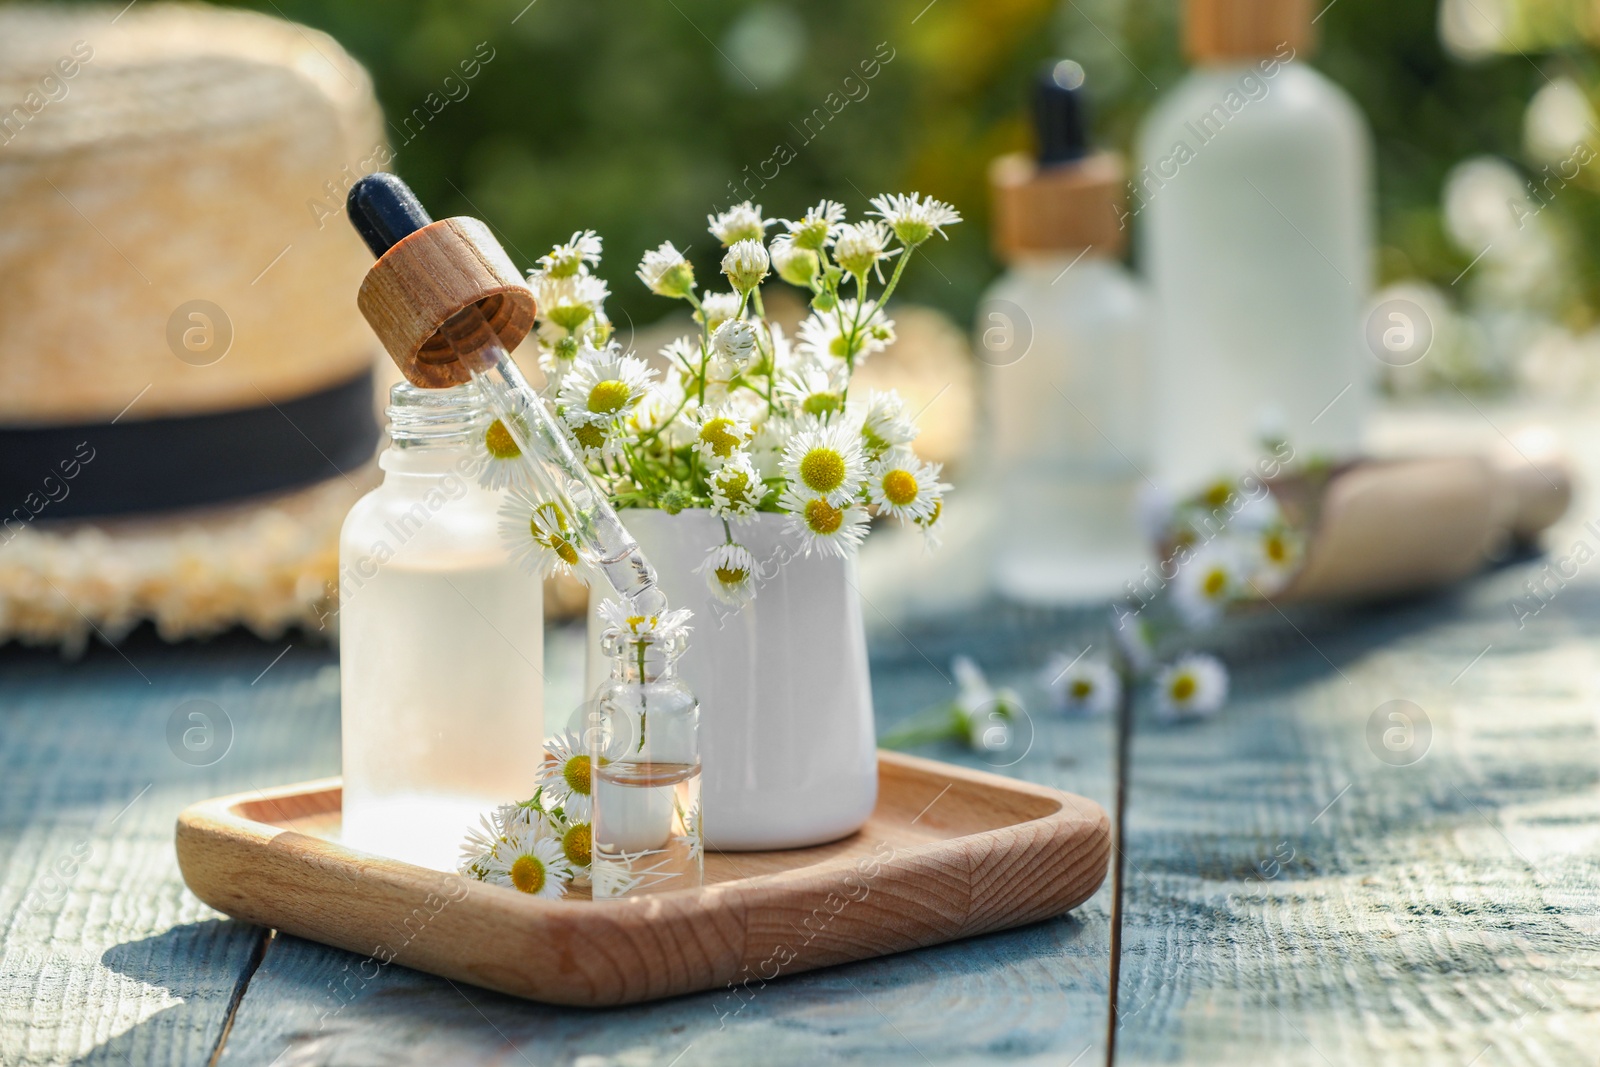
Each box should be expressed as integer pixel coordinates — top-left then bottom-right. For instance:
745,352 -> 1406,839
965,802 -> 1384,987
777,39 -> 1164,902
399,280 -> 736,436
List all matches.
981,59 -> 1151,603
981,255 -> 1150,602
1138,35 -> 1373,490
338,382 -> 545,871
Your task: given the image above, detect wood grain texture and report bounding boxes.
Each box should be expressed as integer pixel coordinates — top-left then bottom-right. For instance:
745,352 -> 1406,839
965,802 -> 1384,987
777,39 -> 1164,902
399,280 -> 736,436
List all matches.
0,634 -> 342,1066
356,216 -> 536,388
1115,564 -> 1600,1064
174,753 -> 1109,1007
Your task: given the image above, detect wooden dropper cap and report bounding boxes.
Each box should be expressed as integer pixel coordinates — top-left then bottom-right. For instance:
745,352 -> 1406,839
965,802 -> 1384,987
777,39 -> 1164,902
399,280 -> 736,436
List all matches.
990,60 -> 1127,261
1185,0 -> 1315,62
348,173 -> 536,388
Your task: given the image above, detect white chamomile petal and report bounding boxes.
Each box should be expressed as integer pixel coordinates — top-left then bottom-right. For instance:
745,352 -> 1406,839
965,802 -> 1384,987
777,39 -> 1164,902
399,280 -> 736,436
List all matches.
696,542 -> 759,606
707,201 -> 772,247
709,452 -> 764,523
498,487 -> 585,579
596,599 -> 694,639
479,824 -> 573,898
867,192 -> 963,245
1154,654 -> 1229,720
691,407 -> 755,466
780,487 -> 869,559
867,449 -> 946,524
781,418 -> 866,507
637,241 -> 695,298
537,730 -> 593,808
1042,657 -> 1121,716
556,344 -> 655,419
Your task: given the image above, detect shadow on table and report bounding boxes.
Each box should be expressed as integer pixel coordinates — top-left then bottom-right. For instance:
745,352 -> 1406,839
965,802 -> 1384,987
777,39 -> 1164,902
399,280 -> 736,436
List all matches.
74,919 -> 266,1067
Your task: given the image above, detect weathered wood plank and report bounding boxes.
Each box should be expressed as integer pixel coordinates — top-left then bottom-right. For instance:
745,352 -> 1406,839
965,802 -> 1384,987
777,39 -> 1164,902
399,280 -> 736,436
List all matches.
1114,565 -> 1600,1065
212,608 -> 1117,1066
0,633 -> 342,1066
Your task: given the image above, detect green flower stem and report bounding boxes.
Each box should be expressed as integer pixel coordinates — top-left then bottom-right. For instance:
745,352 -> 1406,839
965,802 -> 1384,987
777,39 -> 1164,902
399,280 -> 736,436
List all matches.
879,705 -> 965,750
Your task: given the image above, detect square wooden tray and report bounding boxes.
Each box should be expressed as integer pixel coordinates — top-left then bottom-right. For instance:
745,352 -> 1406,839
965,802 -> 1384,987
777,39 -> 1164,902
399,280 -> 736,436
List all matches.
175,751 -> 1109,1007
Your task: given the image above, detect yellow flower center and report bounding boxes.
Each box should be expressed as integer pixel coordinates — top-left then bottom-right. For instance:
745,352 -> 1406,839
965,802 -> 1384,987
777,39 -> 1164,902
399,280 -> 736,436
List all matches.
805,498 -> 844,535
802,392 -> 842,416
882,469 -> 918,506
1171,674 -> 1196,702
572,421 -> 607,450
588,379 -> 633,414
715,565 -> 749,587
1203,481 -> 1233,509
717,469 -> 753,507
1070,679 -> 1094,700
564,754 -> 592,796
563,823 -> 592,867
547,302 -> 593,332
509,854 -> 545,894
1202,568 -> 1228,598
918,498 -> 943,527
800,448 -> 846,493
1265,533 -> 1288,563
485,419 -> 522,460
828,334 -> 852,359
699,417 -> 741,457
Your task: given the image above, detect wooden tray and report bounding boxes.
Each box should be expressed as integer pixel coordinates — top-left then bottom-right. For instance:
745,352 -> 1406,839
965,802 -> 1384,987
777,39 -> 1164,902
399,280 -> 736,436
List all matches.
175,751 -> 1109,1007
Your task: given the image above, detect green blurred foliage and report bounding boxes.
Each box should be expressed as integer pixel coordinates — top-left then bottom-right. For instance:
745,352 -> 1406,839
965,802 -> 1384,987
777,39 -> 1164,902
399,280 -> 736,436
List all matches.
41,0 -> 1600,329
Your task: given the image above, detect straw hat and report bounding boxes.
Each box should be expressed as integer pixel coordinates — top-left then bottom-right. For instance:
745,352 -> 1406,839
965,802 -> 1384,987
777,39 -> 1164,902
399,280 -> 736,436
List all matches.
0,3 -> 389,651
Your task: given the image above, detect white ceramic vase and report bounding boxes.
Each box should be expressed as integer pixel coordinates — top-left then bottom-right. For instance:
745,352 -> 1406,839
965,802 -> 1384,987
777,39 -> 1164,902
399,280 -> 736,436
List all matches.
585,508 -> 877,851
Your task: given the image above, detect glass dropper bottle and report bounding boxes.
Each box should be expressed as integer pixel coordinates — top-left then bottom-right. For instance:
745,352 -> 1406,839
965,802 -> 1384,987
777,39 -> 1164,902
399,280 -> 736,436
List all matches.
346,173 -> 667,616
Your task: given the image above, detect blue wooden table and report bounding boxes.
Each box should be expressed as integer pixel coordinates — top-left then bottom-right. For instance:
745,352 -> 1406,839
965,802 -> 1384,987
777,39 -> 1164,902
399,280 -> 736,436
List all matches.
3,555 -> 1598,1065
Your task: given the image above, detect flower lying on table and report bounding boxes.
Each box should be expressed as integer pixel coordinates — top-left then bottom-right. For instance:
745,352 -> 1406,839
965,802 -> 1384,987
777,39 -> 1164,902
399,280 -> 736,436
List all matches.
480,194 -> 960,606
459,730 -> 594,896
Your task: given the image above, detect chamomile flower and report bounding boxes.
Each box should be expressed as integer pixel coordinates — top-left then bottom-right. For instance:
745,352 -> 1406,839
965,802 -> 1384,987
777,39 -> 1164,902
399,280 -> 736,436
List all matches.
858,390 -> 918,455
781,199 -> 846,251
781,418 -> 867,507
796,302 -> 895,366
537,229 -> 603,277
711,317 -> 758,368
951,656 -> 1021,754
596,598 -> 695,639
832,220 -> 899,280
683,800 -> 703,861
868,192 -> 963,246
721,238 -> 769,293
709,452 -> 764,521
776,362 -> 846,419
538,730 -> 593,808
475,412 -> 534,491
499,488 -> 585,579
1042,656 -> 1120,716
628,379 -> 689,445
557,345 -> 655,419
769,234 -> 818,286
866,449 -> 946,524
531,272 -> 610,345
781,487 -> 870,558
458,810 -> 506,878
914,495 -> 946,550
696,542 -> 759,606
1172,546 -> 1243,627
696,291 -> 744,333
1251,525 -> 1303,595
691,406 -> 754,466
1154,654 -> 1229,720
564,410 -> 620,460
707,201 -> 772,247
551,793 -> 593,880
480,823 -> 573,898
637,241 -> 696,298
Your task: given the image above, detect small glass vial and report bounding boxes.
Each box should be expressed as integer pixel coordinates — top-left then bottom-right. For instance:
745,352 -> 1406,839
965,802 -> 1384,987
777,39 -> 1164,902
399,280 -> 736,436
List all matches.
338,382 -> 545,871
590,626 -> 702,898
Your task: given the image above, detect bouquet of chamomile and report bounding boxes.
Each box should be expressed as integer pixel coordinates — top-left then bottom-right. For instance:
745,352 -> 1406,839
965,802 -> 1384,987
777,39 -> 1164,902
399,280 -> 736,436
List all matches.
477,194 -> 960,607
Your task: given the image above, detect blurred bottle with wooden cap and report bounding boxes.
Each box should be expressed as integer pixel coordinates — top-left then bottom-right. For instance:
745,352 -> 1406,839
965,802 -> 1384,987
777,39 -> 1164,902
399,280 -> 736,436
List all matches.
979,59 -> 1150,604
1137,0 -> 1375,490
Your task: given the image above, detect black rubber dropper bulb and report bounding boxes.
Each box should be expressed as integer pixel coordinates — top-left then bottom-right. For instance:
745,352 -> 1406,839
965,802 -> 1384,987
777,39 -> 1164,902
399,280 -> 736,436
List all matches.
1033,59 -> 1092,165
347,172 -> 434,258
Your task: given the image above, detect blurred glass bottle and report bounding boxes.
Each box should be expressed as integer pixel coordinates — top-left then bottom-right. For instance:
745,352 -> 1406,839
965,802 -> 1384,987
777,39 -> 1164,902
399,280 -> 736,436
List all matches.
339,382 -> 545,872
979,59 -> 1151,603
1138,0 -> 1374,490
